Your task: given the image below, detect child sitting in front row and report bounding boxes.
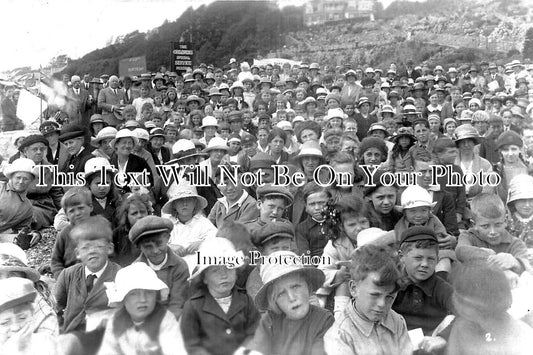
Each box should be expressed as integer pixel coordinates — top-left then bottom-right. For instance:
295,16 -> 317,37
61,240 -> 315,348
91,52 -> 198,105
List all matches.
54,216 -> 120,353
395,185 -> 456,276
111,193 -> 152,267
181,238 -> 260,355
51,187 -> 94,278
208,163 -> 259,228
162,184 -> 217,273
129,215 -> 190,320
447,262 -> 533,354
318,193 -> 371,318
394,226 -> 454,354
247,250 -> 334,355
324,244 -> 413,355
457,193 -> 532,284
246,220 -> 296,300
98,263 -> 186,355
0,278 -> 57,354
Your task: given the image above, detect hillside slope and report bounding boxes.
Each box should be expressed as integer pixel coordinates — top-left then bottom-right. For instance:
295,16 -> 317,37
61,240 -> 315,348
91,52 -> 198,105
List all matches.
61,0 -> 533,76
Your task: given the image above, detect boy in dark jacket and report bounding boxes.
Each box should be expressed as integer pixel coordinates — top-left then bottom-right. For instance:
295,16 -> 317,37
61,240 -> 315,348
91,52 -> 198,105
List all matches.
394,226 -> 454,353
129,215 -> 190,320
50,187 -> 93,278
54,216 -> 120,354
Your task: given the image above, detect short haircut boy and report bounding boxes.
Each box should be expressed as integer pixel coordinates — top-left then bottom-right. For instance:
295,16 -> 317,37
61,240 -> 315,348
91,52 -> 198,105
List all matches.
470,193 -> 505,220
70,215 -> 113,245
399,238 -> 438,256
61,186 -> 92,210
349,244 -> 401,285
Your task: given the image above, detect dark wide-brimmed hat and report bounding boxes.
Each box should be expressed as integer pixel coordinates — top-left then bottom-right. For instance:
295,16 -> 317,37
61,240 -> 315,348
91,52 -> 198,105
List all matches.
59,124 -> 85,142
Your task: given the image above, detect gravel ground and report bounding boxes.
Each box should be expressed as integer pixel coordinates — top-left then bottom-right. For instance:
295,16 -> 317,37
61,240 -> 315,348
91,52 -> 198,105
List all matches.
26,227 -> 56,270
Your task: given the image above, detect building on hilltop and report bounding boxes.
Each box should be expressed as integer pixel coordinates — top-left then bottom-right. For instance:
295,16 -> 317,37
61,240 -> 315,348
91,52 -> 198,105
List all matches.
304,0 -> 376,26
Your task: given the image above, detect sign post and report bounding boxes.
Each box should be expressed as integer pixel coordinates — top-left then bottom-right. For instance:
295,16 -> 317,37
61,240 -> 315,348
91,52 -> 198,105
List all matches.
118,56 -> 147,78
170,42 -> 194,76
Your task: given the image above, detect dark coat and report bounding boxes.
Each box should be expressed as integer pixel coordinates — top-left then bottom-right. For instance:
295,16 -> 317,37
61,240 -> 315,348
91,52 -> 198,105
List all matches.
181,286 -> 260,355
393,273 -> 453,335
148,145 -> 171,166
62,147 -> 94,176
55,261 -> 121,333
432,190 -> 459,236
109,153 -> 154,194
136,249 -> 190,319
90,194 -> 116,226
47,142 -> 70,170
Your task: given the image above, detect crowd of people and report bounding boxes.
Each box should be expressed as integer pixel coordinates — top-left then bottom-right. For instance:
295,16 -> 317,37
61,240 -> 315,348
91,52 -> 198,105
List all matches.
0,55 -> 533,354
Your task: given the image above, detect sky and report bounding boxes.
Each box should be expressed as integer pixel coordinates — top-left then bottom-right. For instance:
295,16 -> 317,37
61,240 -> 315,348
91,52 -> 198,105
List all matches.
0,0 -> 401,73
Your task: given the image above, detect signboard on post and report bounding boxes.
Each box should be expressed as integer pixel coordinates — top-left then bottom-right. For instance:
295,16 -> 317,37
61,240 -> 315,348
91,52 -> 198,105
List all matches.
171,42 -> 194,76
119,56 -> 147,78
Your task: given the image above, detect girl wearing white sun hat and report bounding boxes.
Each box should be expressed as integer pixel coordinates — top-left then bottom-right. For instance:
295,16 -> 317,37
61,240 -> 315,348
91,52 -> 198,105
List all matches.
99,262 -> 186,355
247,250 -> 333,355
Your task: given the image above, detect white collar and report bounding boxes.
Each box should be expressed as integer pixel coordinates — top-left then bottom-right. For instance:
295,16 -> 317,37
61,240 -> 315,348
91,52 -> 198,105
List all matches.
85,261 -> 108,279
147,253 -> 168,271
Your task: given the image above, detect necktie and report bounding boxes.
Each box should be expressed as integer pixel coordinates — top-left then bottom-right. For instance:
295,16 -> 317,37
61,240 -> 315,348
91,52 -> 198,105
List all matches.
125,90 -> 129,102
113,89 -> 117,95
86,274 -> 97,293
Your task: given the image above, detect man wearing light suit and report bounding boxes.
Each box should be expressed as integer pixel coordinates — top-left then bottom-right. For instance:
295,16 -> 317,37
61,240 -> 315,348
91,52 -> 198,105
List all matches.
97,75 -> 124,128
67,75 -> 91,126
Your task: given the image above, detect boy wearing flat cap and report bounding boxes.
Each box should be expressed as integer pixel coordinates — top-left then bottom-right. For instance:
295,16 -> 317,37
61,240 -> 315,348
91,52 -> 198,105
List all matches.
129,215 -> 190,320
242,184 -> 293,236
393,226 -> 453,354
246,220 -> 295,300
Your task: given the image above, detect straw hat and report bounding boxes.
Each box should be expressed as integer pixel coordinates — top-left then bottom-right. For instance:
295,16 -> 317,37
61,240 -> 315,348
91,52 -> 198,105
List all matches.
203,136 -> 229,153
133,128 -> 149,141
397,185 -> 436,211
4,158 -> 38,180
200,116 -> 219,129
0,243 -> 28,265
297,140 -> 323,160
507,174 -> 533,205
186,95 -> 205,107
188,237 -> 244,280
91,127 -> 117,148
0,277 -> 37,313
453,124 -> 481,145
325,108 -> 345,121
84,157 -> 117,180
106,263 -> 168,307
109,129 -> 139,149
276,121 -> 293,132
167,139 -> 202,164
254,250 -> 324,311
442,118 -> 456,129
368,123 -> 389,137
161,184 -> 207,215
